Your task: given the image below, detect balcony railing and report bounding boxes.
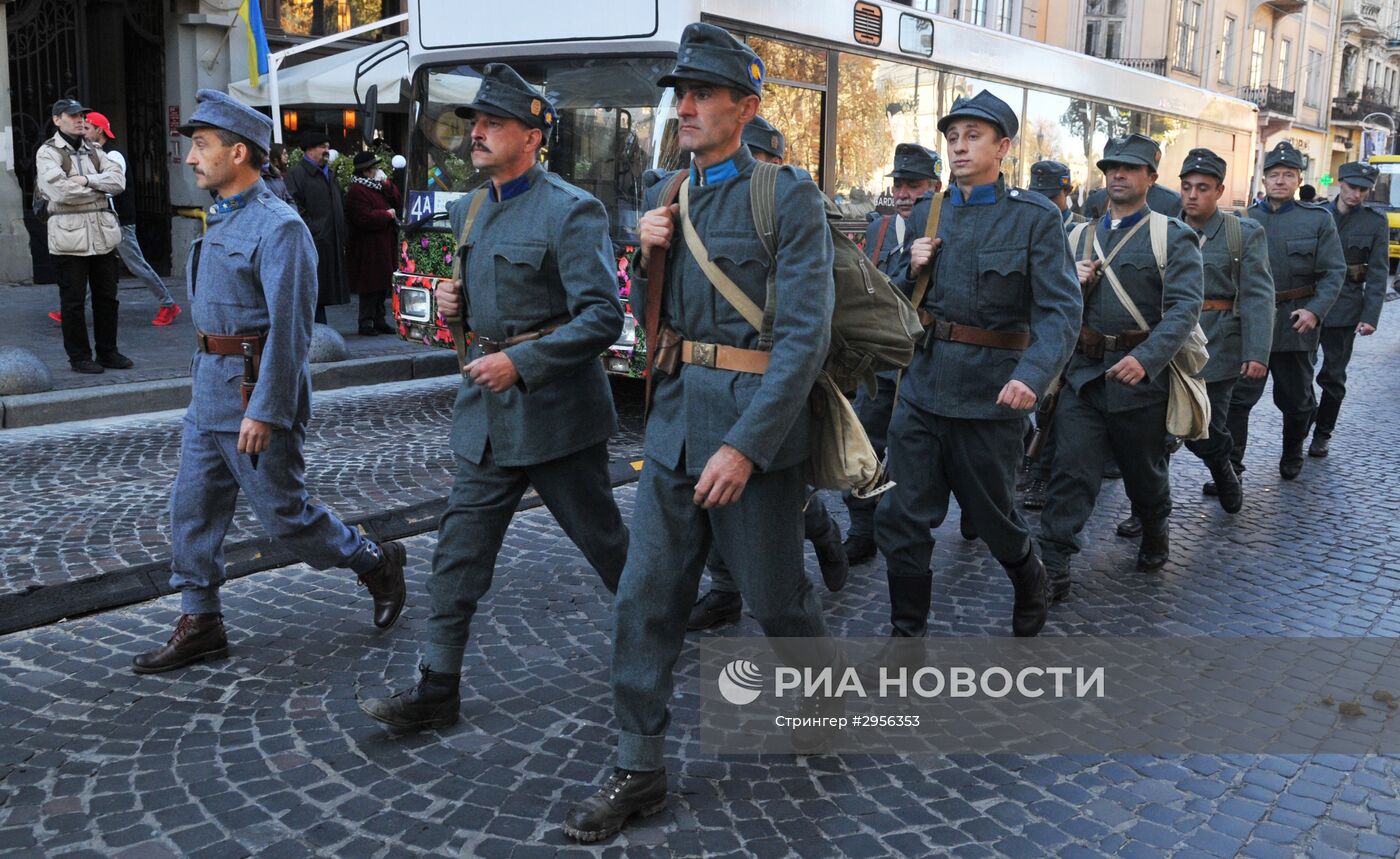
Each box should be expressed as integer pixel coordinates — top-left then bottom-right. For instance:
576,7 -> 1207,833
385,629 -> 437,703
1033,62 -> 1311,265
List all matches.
1332,89 -> 1396,123
1343,2 -> 1383,38
1111,57 -> 1167,75
1240,85 -> 1297,116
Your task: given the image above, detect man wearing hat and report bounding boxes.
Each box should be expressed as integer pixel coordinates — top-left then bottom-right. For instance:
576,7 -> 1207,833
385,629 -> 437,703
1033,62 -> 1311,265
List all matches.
687,114 -> 849,631
35,98 -> 131,374
343,150 -> 402,336
1176,147 -> 1275,513
1036,133 -> 1203,598
1227,140 -> 1344,481
841,141 -> 943,564
563,24 -> 840,842
132,89 -> 407,674
1018,159 -> 1087,511
285,130 -> 349,323
1308,160 -> 1388,458
1083,177 -> 1183,220
361,64 -> 629,732
873,90 -> 1080,642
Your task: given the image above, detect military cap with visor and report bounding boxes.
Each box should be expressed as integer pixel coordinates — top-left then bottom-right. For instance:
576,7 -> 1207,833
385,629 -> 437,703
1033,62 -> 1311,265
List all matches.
51,98 -> 89,117
887,143 -> 942,180
657,22 -> 765,98
1096,133 -> 1162,172
742,115 -> 785,160
1028,160 -> 1073,194
1337,160 -> 1379,190
178,88 -> 273,154
1262,140 -> 1307,171
454,63 -> 556,133
937,90 -> 1019,140
1179,147 -> 1227,182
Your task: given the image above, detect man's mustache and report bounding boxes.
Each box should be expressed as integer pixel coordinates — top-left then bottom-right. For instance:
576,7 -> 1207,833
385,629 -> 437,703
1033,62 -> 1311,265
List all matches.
471,142 -> 490,153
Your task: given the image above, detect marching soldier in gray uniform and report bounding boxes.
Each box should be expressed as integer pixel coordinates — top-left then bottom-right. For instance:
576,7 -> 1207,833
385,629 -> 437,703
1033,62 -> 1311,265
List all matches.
361,64 -> 628,729
1176,148 -> 1274,513
563,24 -> 838,842
844,142 -> 943,563
1037,134 -> 1203,600
687,115 -> 847,631
1309,160 -> 1388,458
1083,180 -> 1183,220
876,91 -> 1081,640
1228,141 -> 1344,481
1020,159 -> 1086,510
133,90 -> 406,674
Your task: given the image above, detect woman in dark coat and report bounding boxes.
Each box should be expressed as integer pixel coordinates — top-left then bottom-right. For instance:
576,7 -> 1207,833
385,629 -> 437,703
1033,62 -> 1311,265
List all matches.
285,131 -> 349,322
344,151 -> 402,335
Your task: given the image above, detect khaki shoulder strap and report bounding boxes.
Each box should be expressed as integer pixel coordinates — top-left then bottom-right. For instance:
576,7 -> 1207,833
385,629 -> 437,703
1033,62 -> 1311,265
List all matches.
909,192 -> 945,310
1223,212 -> 1242,289
1148,211 -> 1168,273
747,161 -> 781,349
447,189 -> 487,374
1069,221 -> 1093,262
680,176 -> 765,333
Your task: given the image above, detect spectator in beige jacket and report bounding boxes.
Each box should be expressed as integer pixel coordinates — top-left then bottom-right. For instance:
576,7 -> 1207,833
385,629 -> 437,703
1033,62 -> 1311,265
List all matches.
36,98 -> 131,374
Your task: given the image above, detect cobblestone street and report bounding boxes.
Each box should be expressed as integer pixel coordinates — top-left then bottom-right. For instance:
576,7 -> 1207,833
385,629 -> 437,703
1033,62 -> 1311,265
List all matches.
2,304 -> 1400,857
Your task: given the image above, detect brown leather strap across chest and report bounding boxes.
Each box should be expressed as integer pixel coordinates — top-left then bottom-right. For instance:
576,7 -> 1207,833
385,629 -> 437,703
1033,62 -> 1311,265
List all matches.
196,331 -> 265,355
1274,286 -> 1315,305
1076,325 -> 1148,360
917,309 -> 1031,350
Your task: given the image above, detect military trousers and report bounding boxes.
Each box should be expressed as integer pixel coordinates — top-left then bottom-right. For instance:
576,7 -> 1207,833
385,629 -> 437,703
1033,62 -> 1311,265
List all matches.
875,399 -> 1032,575
1226,350 -> 1316,469
843,372 -> 898,538
423,441 -> 627,676
1037,378 -> 1171,570
1183,377 -> 1238,465
705,491 -> 836,593
1315,325 -> 1357,406
169,421 -> 380,615
612,456 -> 833,772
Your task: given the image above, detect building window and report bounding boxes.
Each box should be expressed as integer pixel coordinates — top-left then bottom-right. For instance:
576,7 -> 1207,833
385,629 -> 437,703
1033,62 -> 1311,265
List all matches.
1304,49 -> 1323,107
1084,0 -> 1125,60
1173,0 -> 1201,73
1276,38 -> 1291,88
965,0 -> 988,26
1218,15 -> 1236,84
1248,29 -> 1266,89
993,0 -> 1014,32
277,0 -> 390,38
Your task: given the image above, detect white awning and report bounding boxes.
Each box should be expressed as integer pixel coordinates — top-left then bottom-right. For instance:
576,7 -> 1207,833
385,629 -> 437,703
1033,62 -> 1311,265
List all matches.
228,41 -> 408,108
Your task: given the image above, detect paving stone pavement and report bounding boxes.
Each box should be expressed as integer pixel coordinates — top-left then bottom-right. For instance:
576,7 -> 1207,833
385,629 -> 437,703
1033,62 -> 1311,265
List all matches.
0,375 -> 646,595
1,303 -> 1399,857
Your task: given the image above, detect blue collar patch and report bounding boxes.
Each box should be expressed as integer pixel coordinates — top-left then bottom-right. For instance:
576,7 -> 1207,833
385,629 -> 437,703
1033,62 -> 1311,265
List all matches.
209,188 -> 254,215
950,181 -> 998,207
1253,198 -> 1296,215
691,157 -> 740,187
1102,207 -> 1148,231
490,171 -> 532,202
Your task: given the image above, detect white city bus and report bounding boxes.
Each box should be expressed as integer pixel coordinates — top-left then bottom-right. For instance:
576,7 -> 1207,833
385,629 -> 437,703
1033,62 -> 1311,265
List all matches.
386,0 -> 1260,376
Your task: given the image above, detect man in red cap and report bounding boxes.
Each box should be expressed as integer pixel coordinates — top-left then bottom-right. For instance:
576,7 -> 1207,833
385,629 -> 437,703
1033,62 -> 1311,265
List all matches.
85,111 -> 182,326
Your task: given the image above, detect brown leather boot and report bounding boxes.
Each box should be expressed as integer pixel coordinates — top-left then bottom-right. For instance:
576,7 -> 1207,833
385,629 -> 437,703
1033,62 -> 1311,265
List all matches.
132,613 -> 229,674
358,541 -> 407,629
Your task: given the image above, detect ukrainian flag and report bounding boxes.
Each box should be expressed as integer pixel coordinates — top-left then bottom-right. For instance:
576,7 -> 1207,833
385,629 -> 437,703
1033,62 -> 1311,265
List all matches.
239,0 -> 270,87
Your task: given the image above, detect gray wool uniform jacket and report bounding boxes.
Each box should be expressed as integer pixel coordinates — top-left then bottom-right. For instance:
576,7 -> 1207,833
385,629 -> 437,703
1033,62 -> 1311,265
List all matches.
1065,207 -> 1204,413
185,179 -> 316,432
446,164 -> 624,468
895,178 -> 1082,420
631,145 -> 834,476
1193,211 -> 1275,383
1323,200 -> 1388,330
1245,198 -> 1345,352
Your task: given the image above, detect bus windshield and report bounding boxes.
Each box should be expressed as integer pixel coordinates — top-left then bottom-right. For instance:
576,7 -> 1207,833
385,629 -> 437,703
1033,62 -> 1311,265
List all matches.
1369,164 -> 1400,211
406,56 -> 681,245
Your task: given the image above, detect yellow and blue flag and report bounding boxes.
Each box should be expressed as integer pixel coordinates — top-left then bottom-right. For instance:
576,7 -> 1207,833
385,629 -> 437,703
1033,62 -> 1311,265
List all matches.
238,0 -> 270,87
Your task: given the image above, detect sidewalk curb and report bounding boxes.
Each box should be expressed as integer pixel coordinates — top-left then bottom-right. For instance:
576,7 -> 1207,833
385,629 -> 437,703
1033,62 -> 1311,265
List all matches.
0,457 -> 643,637
0,351 -> 459,429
